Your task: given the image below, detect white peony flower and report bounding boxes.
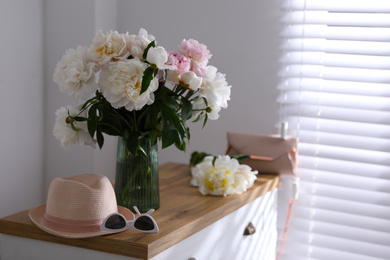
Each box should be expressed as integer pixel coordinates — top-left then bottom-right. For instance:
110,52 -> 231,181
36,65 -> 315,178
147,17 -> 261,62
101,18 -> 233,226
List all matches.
53,46 -> 96,103
125,28 -> 155,59
53,106 -> 96,150
98,59 -> 159,111
180,71 -> 202,91
192,66 -> 231,120
165,70 -> 180,84
87,30 -> 129,66
146,46 -> 177,70
190,155 -> 258,196
236,164 -> 258,189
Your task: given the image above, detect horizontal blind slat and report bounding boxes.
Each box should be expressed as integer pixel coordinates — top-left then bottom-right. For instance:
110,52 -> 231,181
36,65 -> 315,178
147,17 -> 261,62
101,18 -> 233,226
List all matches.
280,229 -> 390,259
282,52 -> 390,70
297,155 -> 390,179
283,25 -> 390,41
283,11 -> 390,27
297,168 -> 390,192
298,142 -> 390,167
288,218 -> 390,247
297,180 -> 390,206
281,104 -> 390,125
282,65 -> 390,83
282,39 -> 390,56
280,240 -> 386,260
282,0 -> 390,12
294,130 -> 390,153
278,78 -> 390,95
285,117 -> 390,139
277,203 -> 390,233
280,92 -> 390,110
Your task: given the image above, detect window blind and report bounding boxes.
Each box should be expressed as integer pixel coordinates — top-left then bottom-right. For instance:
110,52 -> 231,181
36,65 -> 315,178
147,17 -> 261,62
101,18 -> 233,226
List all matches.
277,1 -> 390,259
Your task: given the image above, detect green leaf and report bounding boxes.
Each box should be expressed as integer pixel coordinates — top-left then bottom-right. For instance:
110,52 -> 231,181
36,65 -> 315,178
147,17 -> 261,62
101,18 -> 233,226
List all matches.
192,113 -> 202,123
81,95 -> 98,110
174,137 -> 186,151
98,123 -> 120,136
96,128 -> 104,149
232,154 -> 250,163
202,97 -> 209,107
126,133 -> 139,155
159,94 -> 179,110
202,113 -> 208,129
142,40 -> 156,60
158,101 -> 185,138
181,97 -> 192,122
87,104 -> 98,138
73,116 -> 88,122
70,123 -> 79,132
123,129 -> 130,140
162,128 -> 177,149
185,89 -> 195,100
149,128 -> 158,146
189,151 -> 211,166
159,117 -> 174,149
212,156 -> 217,166
141,66 -> 156,95
145,105 -> 159,130
184,122 -> 191,140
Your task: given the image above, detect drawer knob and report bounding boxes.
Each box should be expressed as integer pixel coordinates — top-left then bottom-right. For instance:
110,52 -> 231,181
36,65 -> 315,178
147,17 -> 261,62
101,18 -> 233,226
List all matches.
243,222 -> 256,236
188,258 -> 196,260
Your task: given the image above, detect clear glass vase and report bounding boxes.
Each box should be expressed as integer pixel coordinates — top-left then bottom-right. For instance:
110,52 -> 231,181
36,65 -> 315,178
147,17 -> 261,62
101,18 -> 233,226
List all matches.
114,136 -> 160,213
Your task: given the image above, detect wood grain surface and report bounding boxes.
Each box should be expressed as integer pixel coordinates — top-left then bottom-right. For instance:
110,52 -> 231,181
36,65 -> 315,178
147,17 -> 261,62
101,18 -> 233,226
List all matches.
0,162 -> 280,260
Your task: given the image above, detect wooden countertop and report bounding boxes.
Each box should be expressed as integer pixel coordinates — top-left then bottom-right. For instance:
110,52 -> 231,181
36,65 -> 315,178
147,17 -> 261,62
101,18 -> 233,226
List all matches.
0,162 -> 280,260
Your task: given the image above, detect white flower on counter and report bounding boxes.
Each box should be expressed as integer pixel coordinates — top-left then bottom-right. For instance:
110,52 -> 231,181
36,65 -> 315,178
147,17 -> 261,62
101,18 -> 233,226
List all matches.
191,155 -> 258,196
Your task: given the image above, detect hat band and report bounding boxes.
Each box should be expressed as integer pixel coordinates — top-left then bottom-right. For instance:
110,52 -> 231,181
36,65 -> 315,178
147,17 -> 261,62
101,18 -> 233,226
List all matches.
44,213 -> 104,233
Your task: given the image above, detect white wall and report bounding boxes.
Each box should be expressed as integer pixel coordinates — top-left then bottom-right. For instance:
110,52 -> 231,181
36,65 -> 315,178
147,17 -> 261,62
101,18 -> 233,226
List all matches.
1,0 -> 282,217
116,0 -> 283,164
0,0 -> 45,217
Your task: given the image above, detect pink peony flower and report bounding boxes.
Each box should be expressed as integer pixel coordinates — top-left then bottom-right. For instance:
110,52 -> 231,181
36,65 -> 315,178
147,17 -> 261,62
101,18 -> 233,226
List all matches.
178,39 -> 212,69
167,52 -> 191,74
191,65 -> 207,77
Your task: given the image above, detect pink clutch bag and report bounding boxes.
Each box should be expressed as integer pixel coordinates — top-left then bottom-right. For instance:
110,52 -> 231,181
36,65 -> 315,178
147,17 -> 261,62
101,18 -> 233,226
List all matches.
226,132 -> 297,175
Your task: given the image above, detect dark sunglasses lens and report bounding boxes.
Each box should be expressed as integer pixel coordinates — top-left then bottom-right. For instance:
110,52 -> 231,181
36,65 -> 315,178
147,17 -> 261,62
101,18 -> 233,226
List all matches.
134,216 -> 155,231
105,214 -> 126,229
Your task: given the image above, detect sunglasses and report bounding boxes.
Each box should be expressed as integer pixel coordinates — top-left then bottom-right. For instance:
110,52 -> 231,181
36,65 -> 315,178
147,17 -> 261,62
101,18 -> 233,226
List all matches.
100,206 -> 159,233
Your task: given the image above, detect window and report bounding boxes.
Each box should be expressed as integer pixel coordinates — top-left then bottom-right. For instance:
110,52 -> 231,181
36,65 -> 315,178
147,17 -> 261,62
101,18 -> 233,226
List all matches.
277,1 -> 390,259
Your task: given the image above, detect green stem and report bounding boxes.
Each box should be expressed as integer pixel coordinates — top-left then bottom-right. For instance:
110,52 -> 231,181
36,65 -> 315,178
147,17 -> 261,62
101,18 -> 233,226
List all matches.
98,123 -> 121,135
133,110 -> 138,132
112,109 -> 133,130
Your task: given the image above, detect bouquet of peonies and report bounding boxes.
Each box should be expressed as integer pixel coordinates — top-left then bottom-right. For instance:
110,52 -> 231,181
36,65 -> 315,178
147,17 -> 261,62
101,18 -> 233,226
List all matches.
190,154 -> 258,196
53,28 -> 231,155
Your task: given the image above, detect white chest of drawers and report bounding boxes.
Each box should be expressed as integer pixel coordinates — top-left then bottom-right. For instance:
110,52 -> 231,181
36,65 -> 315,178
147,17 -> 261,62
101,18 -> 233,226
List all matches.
0,163 -> 279,260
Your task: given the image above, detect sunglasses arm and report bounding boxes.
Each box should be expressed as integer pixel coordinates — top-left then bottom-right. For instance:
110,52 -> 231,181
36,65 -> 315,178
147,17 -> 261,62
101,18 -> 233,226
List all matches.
146,209 -> 155,215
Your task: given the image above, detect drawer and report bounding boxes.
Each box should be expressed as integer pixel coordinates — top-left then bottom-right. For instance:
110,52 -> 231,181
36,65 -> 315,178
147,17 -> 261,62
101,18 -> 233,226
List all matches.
153,189 -> 277,260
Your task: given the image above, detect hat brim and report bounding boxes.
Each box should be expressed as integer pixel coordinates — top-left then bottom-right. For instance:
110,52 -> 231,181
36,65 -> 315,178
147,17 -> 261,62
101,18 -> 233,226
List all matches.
29,204 -> 135,239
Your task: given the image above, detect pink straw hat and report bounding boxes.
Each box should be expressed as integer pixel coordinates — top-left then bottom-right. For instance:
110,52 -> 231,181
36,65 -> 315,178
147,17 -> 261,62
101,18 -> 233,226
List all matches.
29,173 -> 134,238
